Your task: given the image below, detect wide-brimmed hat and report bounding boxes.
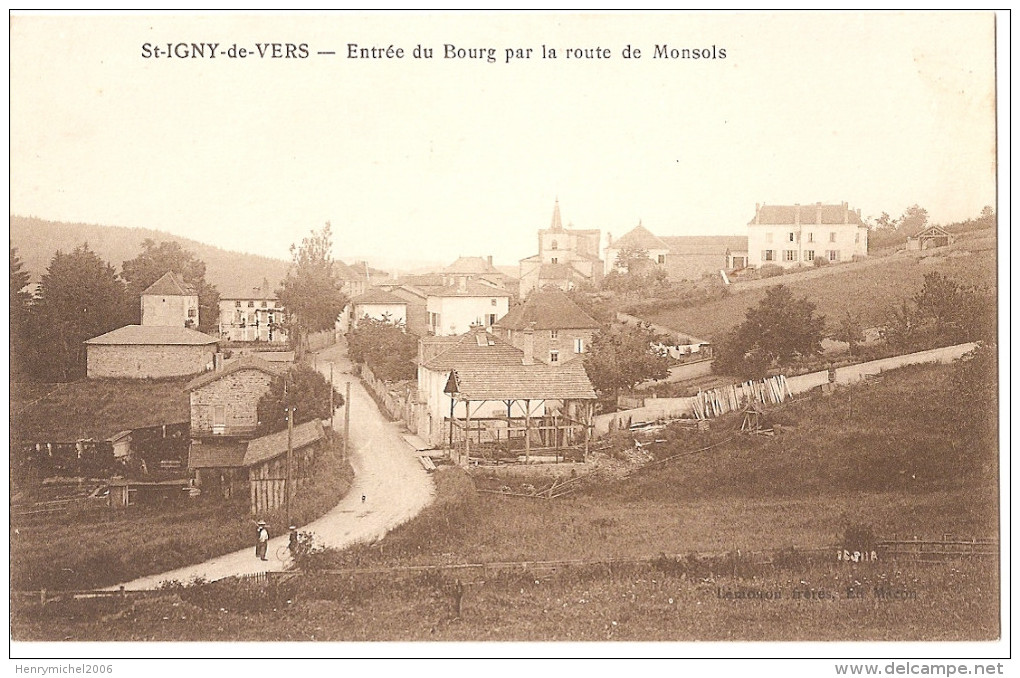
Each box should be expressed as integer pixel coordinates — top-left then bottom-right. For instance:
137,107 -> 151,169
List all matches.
257,520 -> 266,526
289,525 -> 297,530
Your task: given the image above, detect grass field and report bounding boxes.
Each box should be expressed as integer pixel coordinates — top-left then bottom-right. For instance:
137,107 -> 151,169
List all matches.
10,358 -> 999,641
9,433 -> 354,591
644,232 -> 997,341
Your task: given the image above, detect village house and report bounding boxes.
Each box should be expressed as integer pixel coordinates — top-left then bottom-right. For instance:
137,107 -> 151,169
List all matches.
518,200 -> 604,298
425,276 -> 511,336
184,354 -> 325,512
186,355 -> 284,437
443,255 -> 516,294
84,325 -> 219,379
604,222 -> 749,280
748,202 -> 868,269
416,326 -> 597,456
217,282 -> 288,344
141,271 -> 199,328
85,270 -> 221,379
492,287 -> 600,365
348,288 -> 409,329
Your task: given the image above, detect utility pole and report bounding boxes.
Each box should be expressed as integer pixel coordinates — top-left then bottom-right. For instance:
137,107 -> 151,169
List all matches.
285,374 -> 294,527
329,363 -> 335,431
343,381 -> 351,461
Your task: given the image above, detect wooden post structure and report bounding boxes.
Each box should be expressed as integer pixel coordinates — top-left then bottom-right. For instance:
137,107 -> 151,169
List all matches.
465,399 -> 471,461
329,363 -> 335,431
343,381 -> 351,461
524,399 -> 531,464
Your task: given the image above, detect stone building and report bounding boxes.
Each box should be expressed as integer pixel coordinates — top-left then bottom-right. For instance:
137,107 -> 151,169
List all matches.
492,287 -> 600,365
141,271 -> 200,328
518,200 -> 603,298
84,325 -> 219,379
747,202 -> 868,268
186,356 -> 283,437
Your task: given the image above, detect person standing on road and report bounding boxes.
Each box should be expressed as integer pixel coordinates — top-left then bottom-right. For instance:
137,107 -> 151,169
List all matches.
255,521 -> 269,561
288,525 -> 299,554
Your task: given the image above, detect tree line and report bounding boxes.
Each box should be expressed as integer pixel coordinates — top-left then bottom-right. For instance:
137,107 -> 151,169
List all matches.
10,223 -> 351,383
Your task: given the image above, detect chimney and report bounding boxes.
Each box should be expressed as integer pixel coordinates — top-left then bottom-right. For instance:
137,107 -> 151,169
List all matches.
487,255 -> 493,268
754,203 -> 760,225
213,352 -> 224,371
794,203 -> 800,226
522,323 -> 535,365
816,202 -> 823,225
843,202 -> 849,224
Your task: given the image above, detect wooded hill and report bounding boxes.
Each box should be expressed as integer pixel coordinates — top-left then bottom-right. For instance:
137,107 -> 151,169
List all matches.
10,216 -> 291,297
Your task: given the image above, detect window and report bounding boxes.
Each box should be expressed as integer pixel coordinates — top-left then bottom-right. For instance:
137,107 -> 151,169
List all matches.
551,257 -> 558,264
828,250 -> 839,262
261,301 -> 267,308
855,232 -> 860,244
549,350 -> 559,363
550,330 -> 559,340
551,240 -> 559,250
830,232 -> 837,243
574,338 -> 584,353
247,301 -> 255,308
487,314 -> 496,326
187,308 -> 197,318
657,254 -> 665,264
808,232 -> 814,243
762,250 -> 775,262
765,232 -> 773,243
491,298 -> 497,306
804,250 -> 815,262
789,232 -> 795,242
235,300 -> 242,308
784,250 -> 798,262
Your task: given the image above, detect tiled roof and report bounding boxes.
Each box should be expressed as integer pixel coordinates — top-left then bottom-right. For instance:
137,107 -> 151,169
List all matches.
538,263 -> 575,280
659,235 -> 749,255
85,325 -> 219,346
142,271 -> 195,297
419,335 -> 462,364
422,330 -> 525,370
495,289 -> 599,330
444,256 -> 501,275
188,420 -> 325,469
185,355 -> 284,391
751,203 -> 866,226
188,439 -> 247,469
451,360 -> 596,401
244,419 -> 325,466
351,288 -> 408,306
428,280 -> 511,298
613,224 -> 669,251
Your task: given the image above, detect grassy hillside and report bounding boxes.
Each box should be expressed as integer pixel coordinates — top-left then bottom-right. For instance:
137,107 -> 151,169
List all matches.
10,216 -> 291,297
11,359 -> 999,641
645,230 -> 997,340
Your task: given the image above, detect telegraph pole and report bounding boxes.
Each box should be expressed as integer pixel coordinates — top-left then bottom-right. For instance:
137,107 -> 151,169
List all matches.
343,381 -> 351,460
285,375 -> 294,528
329,363 -> 335,430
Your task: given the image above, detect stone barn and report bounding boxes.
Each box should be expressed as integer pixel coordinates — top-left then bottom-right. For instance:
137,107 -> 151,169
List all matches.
84,325 -> 219,379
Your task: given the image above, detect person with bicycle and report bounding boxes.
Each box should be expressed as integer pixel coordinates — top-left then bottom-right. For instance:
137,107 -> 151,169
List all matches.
288,525 -> 299,554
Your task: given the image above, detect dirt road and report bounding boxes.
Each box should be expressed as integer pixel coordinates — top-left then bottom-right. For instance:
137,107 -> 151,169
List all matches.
111,340 -> 434,591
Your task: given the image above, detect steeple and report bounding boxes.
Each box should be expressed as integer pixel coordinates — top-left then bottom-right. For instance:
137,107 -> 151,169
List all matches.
550,198 -> 564,232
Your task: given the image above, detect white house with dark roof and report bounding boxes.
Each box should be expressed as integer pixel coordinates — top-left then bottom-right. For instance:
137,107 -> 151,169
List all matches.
519,200 -> 604,298
141,271 -> 199,328
84,325 -> 219,379
349,288 -> 409,328
492,287 -> 600,365
425,277 -> 511,336
748,202 -> 868,268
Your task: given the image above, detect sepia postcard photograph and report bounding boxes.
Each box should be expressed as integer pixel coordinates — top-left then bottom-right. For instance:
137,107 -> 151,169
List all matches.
7,9 -> 1009,673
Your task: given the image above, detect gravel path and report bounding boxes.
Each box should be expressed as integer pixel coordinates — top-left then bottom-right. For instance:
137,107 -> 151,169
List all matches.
110,340 -> 435,591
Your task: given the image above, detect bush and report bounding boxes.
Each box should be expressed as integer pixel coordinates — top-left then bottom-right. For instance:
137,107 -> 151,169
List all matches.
758,264 -> 785,278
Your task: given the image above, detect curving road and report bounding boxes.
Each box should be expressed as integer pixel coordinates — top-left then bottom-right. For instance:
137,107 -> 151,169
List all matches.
111,340 -> 434,590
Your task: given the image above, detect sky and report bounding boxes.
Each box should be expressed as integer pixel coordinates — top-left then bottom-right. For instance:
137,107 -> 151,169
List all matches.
10,11 -> 1000,270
